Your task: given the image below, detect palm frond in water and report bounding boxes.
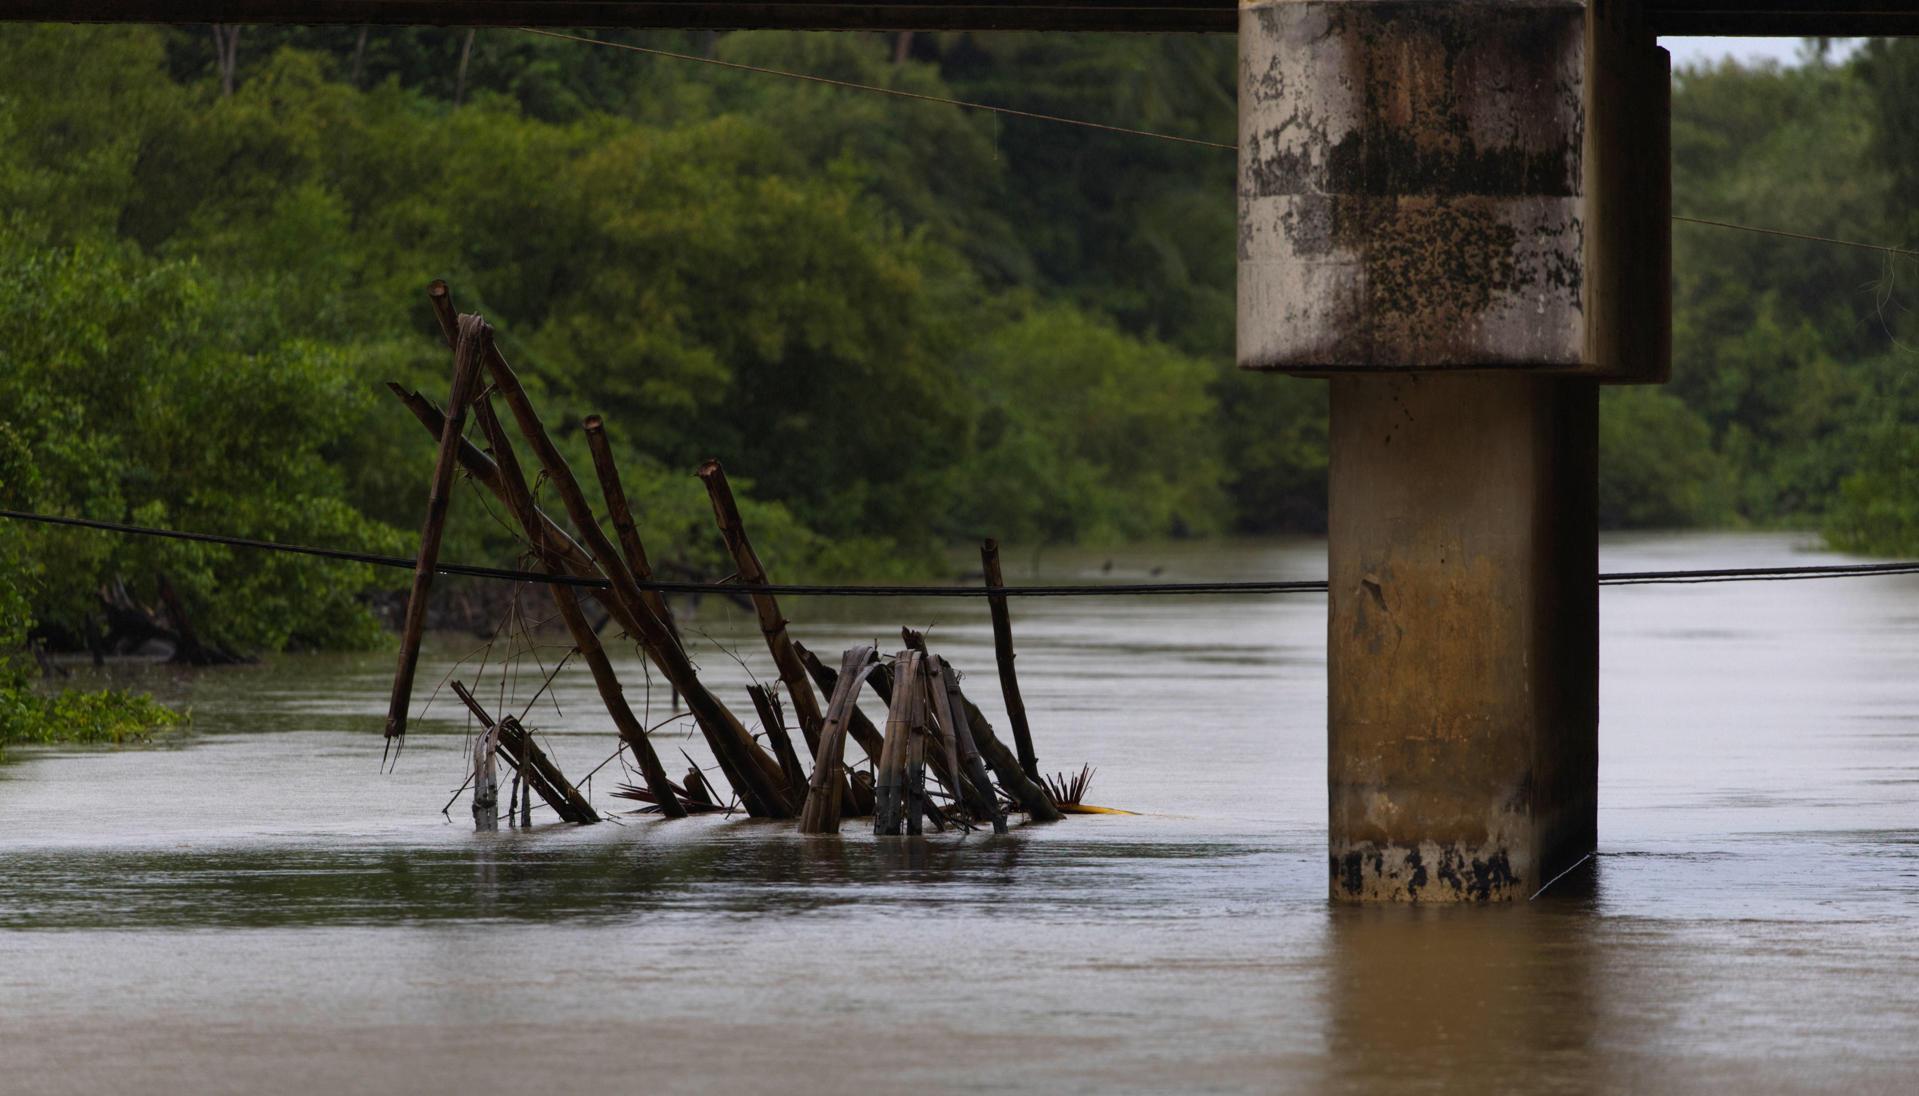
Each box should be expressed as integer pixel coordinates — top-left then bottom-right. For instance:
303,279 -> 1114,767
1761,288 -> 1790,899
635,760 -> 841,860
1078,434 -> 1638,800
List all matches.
612,782 -> 729,814
1041,764 -> 1095,807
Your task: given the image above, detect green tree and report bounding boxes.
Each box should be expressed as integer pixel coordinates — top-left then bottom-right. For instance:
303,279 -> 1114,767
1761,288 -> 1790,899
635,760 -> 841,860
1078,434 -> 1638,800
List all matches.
948,304 -> 1227,544
0,233 -> 398,653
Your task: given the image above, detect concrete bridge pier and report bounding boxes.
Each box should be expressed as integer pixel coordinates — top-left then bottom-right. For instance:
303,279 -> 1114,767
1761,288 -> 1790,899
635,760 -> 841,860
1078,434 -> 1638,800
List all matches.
1327,374 -> 1596,900
1238,0 -> 1669,900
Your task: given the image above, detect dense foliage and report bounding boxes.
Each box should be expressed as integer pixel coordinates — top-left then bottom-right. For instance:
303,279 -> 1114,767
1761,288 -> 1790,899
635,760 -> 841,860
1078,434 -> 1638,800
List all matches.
3,24 -> 1919,708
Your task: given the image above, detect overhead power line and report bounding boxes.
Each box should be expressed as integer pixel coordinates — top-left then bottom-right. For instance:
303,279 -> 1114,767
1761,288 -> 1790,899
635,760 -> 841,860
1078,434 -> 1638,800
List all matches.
1671,215 -> 1919,260
7,508 -> 1919,599
517,27 -> 1239,151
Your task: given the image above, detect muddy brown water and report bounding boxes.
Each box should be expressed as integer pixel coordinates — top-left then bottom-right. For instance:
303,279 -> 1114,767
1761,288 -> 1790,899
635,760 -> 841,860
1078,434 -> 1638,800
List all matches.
2,532 -> 1916,1094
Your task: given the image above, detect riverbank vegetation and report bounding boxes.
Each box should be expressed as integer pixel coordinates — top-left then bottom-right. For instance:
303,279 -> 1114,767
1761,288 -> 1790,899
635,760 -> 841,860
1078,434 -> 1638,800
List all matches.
0,677 -> 183,757
4,25 -> 1919,703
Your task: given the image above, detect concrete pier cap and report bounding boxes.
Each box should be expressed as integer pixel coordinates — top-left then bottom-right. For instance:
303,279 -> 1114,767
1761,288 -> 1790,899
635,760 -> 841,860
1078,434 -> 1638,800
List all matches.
1235,0 -> 1671,900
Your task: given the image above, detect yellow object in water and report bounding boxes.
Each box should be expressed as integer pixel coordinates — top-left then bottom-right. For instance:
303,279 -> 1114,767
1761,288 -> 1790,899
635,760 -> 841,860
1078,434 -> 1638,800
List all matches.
1055,803 -> 1136,815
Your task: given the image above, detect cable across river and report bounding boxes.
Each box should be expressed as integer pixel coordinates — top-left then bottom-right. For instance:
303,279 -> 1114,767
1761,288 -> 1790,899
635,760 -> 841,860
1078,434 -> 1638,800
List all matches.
7,508 -> 1919,598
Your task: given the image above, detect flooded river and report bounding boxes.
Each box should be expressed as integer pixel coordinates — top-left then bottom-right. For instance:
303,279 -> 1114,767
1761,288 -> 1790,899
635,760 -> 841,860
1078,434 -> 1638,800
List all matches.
2,533 -> 1916,1093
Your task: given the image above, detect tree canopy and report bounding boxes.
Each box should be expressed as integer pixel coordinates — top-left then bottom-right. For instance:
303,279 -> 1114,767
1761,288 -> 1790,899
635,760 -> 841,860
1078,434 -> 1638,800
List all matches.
2,25 -> 1918,679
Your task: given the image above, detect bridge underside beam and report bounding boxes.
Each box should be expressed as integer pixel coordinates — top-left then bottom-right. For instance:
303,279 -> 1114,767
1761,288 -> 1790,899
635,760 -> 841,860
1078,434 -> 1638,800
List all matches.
4,1 -> 1917,35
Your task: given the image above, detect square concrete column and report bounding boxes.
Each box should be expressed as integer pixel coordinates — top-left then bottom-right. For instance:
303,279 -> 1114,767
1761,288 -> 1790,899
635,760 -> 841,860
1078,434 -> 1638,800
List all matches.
1328,374 -> 1596,900
1238,1 -> 1666,900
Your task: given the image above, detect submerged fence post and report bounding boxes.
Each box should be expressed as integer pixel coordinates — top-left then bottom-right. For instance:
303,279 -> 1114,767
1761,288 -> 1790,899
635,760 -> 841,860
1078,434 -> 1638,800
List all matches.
450,680 -> 601,825
798,645 -> 878,834
874,650 -> 923,836
980,538 -> 1040,782
900,628 -> 1061,823
471,721 -> 499,832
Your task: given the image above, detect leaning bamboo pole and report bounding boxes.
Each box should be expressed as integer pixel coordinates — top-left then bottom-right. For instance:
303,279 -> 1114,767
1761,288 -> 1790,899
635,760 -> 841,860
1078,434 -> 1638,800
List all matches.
924,656 -> 967,802
696,461 -> 827,754
921,654 -> 967,814
980,538 -> 1040,781
427,288 -> 793,816
494,382 -> 789,814
384,313 -> 486,740
581,415 -> 684,661
748,683 -> 810,803
931,659 -> 1008,833
392,380 -> 769,806
473,392 -> 687,819
699,461 -> 862,810
388,384 -> 603,584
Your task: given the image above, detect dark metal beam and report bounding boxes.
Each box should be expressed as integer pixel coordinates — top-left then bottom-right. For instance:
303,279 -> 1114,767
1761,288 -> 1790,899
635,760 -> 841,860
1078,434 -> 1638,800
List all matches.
3,1 -> 1234,33
2,1 -> 1916,36
1650,4 -> 1919,37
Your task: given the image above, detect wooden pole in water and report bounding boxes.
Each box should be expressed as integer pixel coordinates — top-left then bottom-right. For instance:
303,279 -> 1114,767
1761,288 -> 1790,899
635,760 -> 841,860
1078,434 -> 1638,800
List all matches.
798,644 -> 877,834
519,728 -> 533,827
472,719 -> 500,831
581,415 -> 687,674
749,682 -> 809,803
696,460 -> 827,756
922,655 -> 964,803
420,282 -> 779,802
923,653 -> 997,832
980,538 -> 1040,782
862,659 -> 967,830
795,640 -> 887,767
473,393 -> 689,819
933,659 -> 1007,833
450,680 -> 600,824
507,762 -> 521,827
435,290 -> 791,817
392,380 -> 763,810
801,638 -> 965,817
873,649 -> 922,836
900,628 -> 1061,823
388,383 -> 604,584
384,311 -> 486,740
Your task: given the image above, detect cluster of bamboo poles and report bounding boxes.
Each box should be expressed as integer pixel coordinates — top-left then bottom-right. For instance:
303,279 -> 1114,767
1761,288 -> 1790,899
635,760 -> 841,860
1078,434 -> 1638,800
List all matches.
382,283 -> 1064,834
